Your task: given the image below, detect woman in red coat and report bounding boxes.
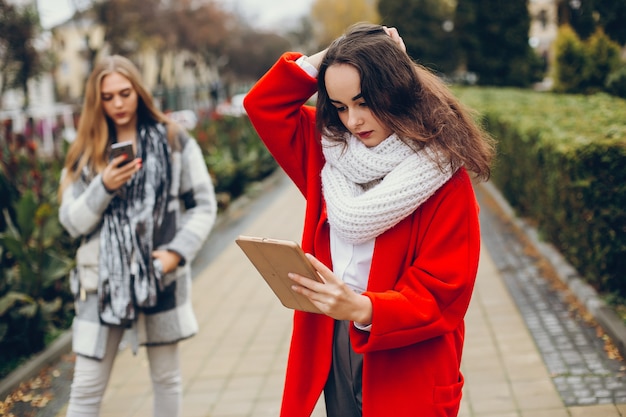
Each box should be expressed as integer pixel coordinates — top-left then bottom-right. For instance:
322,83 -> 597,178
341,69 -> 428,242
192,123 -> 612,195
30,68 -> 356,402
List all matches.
243,23 -> 495,417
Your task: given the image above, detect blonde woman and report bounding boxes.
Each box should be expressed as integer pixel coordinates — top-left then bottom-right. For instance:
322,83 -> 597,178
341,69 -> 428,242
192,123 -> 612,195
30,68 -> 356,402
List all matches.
58,55 -> 217,417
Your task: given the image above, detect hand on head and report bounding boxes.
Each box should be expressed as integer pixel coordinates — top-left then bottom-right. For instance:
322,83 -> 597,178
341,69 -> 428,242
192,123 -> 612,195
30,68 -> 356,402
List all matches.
382,26 -> 406,53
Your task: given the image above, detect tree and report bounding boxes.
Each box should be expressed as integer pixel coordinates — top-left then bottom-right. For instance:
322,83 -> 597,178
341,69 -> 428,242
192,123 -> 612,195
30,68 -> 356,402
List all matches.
585,28 -> 622,91
455,0 -> 478,72
594,0 -> 626,45
92,0 -> 275,83
553,25 -> 622,94
0,1 -> 44,109
552,24 -> 590,93
286,16 -> 318,55
170,0 -> 237,71
68,0 -> 294,93
455,0 -> 543,86
557,0 -> 596,40
379,0 -> 458,74
311,0 -> 380,49
92,0 -> 163,56
557,0 -> 626,46
224,29 -> 292,83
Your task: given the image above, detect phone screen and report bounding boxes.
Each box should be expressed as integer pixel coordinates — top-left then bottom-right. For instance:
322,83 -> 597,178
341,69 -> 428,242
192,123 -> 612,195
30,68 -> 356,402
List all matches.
110,141 -> 134,166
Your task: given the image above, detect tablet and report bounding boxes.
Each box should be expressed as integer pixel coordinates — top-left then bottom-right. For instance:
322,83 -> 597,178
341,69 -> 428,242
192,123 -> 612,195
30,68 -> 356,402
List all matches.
235,235 -> 323,314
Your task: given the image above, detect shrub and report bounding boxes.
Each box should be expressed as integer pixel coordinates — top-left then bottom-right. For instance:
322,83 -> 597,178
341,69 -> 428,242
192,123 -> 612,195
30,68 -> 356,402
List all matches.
455,87 -> 626,298
0,131 -> 75,378
553,25 -> 624,95
194,114 -> 278,209
553,25 -> 591,93
606,65 -> 626,99
584,28 -> 622,92
0,110 -> 279,378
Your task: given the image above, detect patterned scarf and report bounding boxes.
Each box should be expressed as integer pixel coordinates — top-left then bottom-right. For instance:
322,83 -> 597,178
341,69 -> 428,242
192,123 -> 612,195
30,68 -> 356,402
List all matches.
98,122 -> 172,326
321,133 -> 454,244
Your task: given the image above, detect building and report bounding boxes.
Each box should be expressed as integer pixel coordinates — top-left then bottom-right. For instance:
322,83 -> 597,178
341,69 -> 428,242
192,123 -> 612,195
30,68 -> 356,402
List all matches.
50,16 -> 106,103
528,0 -> 559,78
0,0 -> 74,156
50,13 -> 218,112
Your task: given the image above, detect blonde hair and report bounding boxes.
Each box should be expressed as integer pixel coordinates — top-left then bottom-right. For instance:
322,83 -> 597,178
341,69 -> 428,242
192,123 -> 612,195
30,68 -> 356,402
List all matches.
59,55 -> 176,199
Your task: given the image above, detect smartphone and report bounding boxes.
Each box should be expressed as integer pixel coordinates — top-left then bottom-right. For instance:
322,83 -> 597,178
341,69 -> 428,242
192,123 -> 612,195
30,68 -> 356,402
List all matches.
110,141 -> 135,166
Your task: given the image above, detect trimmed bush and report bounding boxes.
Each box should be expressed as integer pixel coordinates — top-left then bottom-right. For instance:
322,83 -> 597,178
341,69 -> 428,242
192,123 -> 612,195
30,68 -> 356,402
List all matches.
456,87 -> 626,297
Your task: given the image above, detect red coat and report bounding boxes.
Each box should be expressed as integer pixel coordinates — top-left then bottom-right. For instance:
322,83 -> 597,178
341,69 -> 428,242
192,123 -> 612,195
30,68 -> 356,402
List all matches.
244,52 -> 481,417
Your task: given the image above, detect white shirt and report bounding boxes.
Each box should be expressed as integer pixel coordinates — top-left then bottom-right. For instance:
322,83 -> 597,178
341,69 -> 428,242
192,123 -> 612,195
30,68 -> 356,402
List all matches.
330,229 -> 374,332
330,228 -> 374,295
297,54 -> 374,331
296,55 -> 319,78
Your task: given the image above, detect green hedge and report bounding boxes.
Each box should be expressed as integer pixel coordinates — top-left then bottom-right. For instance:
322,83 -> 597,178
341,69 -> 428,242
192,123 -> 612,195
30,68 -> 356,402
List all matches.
456,87 -> 626,298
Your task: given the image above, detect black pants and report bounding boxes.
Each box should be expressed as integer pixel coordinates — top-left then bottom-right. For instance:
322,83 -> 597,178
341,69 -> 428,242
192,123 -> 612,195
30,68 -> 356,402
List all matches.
324,320 -> 363,417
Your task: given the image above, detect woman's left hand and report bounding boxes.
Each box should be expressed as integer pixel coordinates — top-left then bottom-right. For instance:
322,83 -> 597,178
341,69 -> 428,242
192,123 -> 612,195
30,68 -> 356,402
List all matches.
152,250 -> 182,274
289,253 -> 372,324
383,26 -> 406,53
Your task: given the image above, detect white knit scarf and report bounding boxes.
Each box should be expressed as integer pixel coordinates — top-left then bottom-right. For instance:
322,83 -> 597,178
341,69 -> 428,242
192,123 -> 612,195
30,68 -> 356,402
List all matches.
321,133 -> 455,244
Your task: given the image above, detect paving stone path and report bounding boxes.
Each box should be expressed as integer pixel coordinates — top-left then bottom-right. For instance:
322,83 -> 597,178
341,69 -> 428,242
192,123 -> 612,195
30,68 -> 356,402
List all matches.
476,185 -> 626,407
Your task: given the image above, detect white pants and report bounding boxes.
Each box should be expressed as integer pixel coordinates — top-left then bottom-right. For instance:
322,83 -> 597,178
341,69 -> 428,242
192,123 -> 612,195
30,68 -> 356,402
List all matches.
66,326 -> 182,417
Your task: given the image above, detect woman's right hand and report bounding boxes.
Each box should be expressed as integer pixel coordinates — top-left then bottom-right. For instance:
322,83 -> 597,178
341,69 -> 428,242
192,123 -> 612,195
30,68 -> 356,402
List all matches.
288,253 -> 373,324
102,156 -> 142,192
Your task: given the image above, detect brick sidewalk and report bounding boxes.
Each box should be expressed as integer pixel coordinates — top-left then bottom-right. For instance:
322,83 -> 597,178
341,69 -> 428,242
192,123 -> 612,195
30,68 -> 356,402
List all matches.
53,173 -> 626,417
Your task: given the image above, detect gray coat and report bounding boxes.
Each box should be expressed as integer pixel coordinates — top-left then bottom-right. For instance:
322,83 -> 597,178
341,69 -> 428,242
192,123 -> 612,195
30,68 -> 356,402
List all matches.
59,129 -> 217,359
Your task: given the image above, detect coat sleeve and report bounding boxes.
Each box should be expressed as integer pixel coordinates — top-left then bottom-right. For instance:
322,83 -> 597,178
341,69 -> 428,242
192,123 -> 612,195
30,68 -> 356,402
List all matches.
58,169 -> 115,238
243,52 -> 321,194
351,171 -> 481,352
164,137 -> 217,264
